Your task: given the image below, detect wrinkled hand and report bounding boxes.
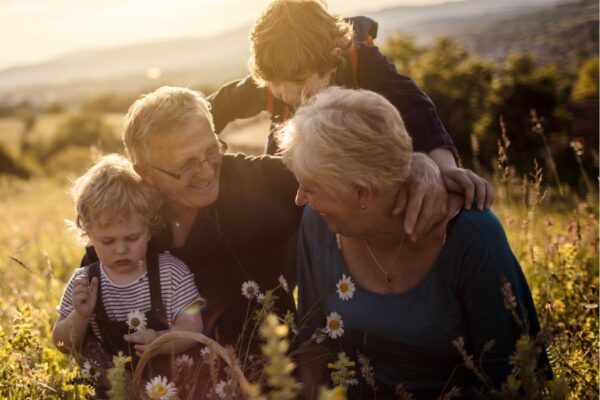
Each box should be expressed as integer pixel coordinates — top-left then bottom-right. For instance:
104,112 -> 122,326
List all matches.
72,275 -> 98,319
123,329 -> 159,357
439,165 -> 494,210
393,153 -> 448,241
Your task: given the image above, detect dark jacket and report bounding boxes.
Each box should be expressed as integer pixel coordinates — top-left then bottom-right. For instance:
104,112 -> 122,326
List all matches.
208,17 -> 456,155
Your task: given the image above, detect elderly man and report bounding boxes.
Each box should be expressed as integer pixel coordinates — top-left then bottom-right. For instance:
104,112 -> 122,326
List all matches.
82,86 -> 490,348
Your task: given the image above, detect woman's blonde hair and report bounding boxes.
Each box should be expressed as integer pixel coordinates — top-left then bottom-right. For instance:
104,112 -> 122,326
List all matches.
278,87 -> 413,199
123,86 -> 215,166
69,154 -> 163,243
249,0 -> 353,86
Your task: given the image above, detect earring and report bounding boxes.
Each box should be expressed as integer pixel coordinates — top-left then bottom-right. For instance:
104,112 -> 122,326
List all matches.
359,203 -> 366,209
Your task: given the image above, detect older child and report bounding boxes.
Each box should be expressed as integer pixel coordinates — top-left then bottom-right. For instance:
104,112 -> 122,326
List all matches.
208,0 -> 492,217
53,154 -> 204,375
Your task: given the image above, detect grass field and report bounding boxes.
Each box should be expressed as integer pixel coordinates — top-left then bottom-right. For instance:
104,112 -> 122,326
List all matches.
0,112 -> 269,157
0,114 -> 597,398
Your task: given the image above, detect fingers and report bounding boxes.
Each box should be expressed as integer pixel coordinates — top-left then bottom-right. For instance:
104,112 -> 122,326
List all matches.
89,277 -> 99,299
457,172 -> 475,210
391,185 -> 408,216
124,329 -> 156,345
484,179 -> 494,209
410,190 -> 435,240
134,344 -> 147,357
123,332 -> 139,344
403,181 -> 425,237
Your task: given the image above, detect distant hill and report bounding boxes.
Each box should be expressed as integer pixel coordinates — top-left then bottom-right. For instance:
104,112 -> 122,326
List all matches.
365,0 -> 565,42
0,26 -> 251,99
0,0 -> 584,105
454,0 -> 599,65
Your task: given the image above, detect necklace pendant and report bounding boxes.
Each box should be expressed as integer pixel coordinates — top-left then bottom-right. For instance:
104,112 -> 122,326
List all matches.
384,274 -> 392,284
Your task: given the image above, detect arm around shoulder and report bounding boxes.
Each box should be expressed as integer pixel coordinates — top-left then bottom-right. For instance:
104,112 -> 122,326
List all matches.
208,75 -> 268,134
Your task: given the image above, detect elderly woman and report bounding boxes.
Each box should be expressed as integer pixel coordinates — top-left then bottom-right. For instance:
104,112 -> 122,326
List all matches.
278,87 -> 548,398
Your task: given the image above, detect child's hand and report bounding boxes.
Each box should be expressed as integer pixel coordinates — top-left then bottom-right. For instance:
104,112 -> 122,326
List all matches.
439,165 -> 494,210
123,329 -> 159,357
72,275 -> 98,319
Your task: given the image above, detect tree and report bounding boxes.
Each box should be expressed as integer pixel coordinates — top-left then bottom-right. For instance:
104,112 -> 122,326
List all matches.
571,57 -> 599,102
473,53 -> 570,176
385,35 -> 494,168
43,112 -> 122,163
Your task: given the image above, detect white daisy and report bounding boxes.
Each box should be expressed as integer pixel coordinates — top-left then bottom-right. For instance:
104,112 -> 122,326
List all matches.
336,274 -> 356,301
175,354 -> 193,370
145,375 -> 177,400
256,293 -> 266,303
311,328 -> 327,344
278,275 -> 290,293
81,360 -> 100,379
215,378 -> 238,399
126,310 -> 147,331
325,312 -> 344,339
200,346 -> 211,360
241,280 -> 260,299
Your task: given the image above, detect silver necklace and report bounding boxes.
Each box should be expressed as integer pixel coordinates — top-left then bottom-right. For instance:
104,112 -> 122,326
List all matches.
362,238 -> 403,284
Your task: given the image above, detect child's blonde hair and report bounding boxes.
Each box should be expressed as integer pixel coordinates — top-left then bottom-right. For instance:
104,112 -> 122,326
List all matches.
70,154 -> 163,243
249,0 -> 353,86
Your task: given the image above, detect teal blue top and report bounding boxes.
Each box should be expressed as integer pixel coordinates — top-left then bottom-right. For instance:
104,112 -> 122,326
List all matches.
297,207 -> 545,395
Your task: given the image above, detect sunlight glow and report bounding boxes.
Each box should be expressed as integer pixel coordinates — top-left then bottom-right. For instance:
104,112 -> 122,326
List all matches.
0,0 -> 458,70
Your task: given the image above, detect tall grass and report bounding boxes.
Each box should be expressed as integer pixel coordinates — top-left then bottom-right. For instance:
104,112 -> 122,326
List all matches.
0,142 -> 597,398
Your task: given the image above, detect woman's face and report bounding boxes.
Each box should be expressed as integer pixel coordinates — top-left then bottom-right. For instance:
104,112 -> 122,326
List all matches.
295,176 -> 361,236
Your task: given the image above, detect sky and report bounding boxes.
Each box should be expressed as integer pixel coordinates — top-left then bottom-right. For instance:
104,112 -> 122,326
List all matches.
0,0 -> 456,71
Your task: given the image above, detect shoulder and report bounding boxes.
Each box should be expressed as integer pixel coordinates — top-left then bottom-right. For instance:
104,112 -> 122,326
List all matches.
220,153 -> 294,189
444,210 -> 520,281
158,253 -> 193,277
449,209 -> 509,245
353,42 -> 393,69
223,152 -> 283,167
63,267 -> 88,285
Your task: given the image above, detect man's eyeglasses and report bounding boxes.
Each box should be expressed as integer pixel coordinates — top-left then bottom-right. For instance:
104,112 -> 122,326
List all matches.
152,139 -> 228,181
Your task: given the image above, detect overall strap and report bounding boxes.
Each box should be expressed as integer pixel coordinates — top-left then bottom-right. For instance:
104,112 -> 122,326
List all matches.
146,252 -> 168,326
88,262 -> 110,322
87,261 -> 124,355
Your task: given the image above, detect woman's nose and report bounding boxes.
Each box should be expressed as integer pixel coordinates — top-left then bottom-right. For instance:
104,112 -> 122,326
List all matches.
295,187 -> 308,206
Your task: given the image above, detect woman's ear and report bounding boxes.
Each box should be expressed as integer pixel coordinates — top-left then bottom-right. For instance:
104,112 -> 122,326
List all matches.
354,185 -> 374,210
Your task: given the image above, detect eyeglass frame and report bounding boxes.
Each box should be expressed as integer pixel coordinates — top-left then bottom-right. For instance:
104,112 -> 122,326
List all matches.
151,138 -> 228,181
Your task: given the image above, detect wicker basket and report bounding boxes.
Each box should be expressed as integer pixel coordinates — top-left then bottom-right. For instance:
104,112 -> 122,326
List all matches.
133,331 -> 252,395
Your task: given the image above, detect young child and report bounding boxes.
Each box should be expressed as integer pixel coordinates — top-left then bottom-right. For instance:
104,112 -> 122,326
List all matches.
53,154 -> 204,377
208,0 -> 493,215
